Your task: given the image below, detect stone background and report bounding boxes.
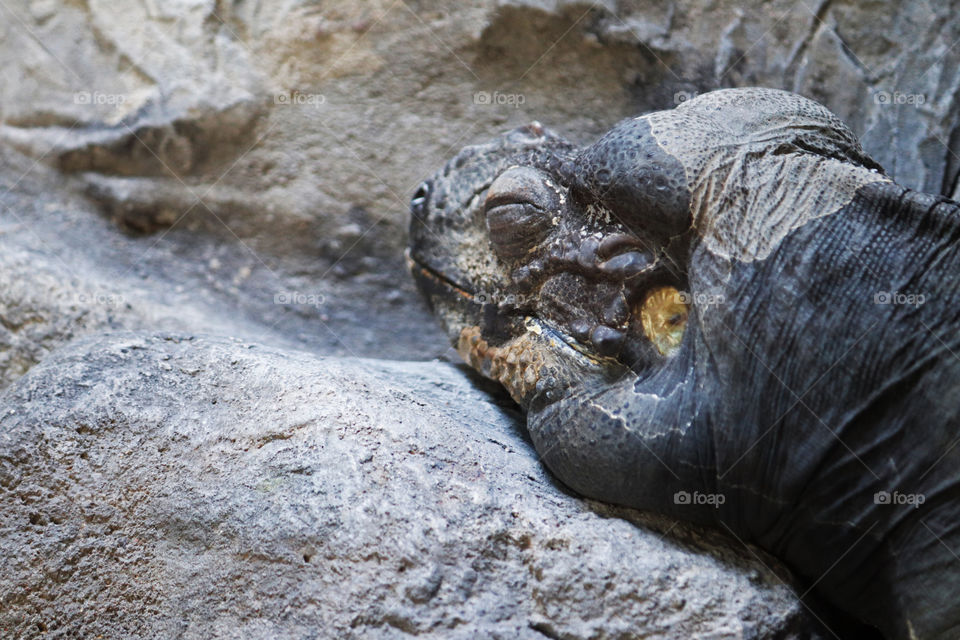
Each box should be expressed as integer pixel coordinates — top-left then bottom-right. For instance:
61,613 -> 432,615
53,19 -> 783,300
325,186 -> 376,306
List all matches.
1,0 -> 957,637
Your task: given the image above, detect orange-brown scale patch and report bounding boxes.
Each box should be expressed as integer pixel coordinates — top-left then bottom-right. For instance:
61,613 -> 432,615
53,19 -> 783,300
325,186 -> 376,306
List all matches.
458,326 -> 545,404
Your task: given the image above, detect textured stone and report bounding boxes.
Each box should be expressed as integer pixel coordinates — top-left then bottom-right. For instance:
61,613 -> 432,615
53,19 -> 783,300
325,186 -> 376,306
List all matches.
0,333 -> 816,639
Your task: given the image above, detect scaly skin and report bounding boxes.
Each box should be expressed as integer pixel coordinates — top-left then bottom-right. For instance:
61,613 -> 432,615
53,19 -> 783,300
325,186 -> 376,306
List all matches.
407,88 -> 960,639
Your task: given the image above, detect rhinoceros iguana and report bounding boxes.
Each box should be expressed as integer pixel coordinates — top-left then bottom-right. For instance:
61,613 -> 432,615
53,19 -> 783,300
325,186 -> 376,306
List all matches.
407,87 -> 960,640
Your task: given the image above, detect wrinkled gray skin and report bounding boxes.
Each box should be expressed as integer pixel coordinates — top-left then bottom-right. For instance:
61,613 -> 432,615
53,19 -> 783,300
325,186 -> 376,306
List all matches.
408,89 -> 960,640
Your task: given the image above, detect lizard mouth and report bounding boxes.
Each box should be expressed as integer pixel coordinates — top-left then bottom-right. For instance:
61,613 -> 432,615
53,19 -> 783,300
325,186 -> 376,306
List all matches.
408,244 -> 690,369
408,247 -> 689,359
405,249 -> 476,301
407,248 -> 600,361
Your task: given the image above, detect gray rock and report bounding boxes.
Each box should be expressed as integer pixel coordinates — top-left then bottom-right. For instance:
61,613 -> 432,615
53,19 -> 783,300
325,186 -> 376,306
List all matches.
0,332 -> 818,639
0,143 -> 444,389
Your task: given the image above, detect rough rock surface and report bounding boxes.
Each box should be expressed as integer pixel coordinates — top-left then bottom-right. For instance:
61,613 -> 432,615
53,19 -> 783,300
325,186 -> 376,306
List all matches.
0,332 -> 817,639
0,0 -> 956,637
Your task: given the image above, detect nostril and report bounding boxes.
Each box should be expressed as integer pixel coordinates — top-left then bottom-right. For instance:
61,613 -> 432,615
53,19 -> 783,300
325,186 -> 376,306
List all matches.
411,181 -> 432,221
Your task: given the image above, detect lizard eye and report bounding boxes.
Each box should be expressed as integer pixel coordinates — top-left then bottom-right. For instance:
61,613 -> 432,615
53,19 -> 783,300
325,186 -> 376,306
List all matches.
484,167 -> 559,260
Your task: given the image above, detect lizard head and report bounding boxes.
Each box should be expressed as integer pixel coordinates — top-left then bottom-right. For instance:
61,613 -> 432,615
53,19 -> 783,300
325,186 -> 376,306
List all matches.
408,88 -> 885,408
